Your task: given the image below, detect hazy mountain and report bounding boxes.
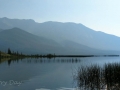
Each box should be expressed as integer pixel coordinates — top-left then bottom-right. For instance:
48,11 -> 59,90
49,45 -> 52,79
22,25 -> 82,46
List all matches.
0,27 -> 102,54
0,17 -> 120,54
0,17 -> 37,31
32,22 -> 120,51
0,28 -> 65,54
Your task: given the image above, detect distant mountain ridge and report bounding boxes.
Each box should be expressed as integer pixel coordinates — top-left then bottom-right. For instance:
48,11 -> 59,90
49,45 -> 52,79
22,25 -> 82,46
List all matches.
0,17 -> 120,54
0,28 -> 63,54
0,27 -> 101,54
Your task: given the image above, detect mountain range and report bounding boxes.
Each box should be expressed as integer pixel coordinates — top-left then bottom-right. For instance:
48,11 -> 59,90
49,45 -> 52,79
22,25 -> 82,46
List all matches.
0,17 -> 120,55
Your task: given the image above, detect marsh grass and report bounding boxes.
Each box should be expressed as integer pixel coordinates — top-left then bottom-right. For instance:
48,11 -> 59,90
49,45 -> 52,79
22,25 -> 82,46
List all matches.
76,63 -> 120,90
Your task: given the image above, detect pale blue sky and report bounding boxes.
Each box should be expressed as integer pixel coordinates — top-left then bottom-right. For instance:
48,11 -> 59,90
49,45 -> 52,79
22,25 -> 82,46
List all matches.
0,0 -> 120,36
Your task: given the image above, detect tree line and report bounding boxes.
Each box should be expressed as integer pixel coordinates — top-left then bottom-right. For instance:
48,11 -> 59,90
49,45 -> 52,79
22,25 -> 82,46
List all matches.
0,48 -> 56,58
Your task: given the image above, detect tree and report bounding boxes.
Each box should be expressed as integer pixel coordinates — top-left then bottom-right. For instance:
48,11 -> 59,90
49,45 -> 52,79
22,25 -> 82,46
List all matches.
8,48 -> 11,54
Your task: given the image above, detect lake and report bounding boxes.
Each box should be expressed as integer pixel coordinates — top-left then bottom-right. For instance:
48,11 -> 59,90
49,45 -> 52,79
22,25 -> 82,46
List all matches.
0,57 -> 120,90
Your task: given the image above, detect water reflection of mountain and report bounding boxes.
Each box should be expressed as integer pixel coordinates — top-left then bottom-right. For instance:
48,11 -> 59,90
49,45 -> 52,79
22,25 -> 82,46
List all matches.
76,63 -> 120,90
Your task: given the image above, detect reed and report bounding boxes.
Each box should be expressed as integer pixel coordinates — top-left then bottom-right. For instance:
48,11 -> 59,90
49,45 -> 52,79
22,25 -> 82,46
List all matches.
76,63 -> 120,90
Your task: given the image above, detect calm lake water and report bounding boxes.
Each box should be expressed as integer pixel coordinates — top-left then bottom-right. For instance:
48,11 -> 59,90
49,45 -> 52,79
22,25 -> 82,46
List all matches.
0,57 -> 120,90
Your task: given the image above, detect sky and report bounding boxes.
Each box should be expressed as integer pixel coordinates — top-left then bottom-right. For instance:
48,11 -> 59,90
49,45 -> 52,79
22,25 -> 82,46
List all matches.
0,0 -> 120,36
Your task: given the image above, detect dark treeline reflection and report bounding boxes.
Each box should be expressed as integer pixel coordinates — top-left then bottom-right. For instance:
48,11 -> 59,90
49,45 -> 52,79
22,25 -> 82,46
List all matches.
5,58 -> 81,66
76,63 -> 120,90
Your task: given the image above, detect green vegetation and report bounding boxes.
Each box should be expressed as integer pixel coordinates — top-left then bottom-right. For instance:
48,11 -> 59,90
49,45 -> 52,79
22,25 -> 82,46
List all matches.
0,50 -> 11,58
